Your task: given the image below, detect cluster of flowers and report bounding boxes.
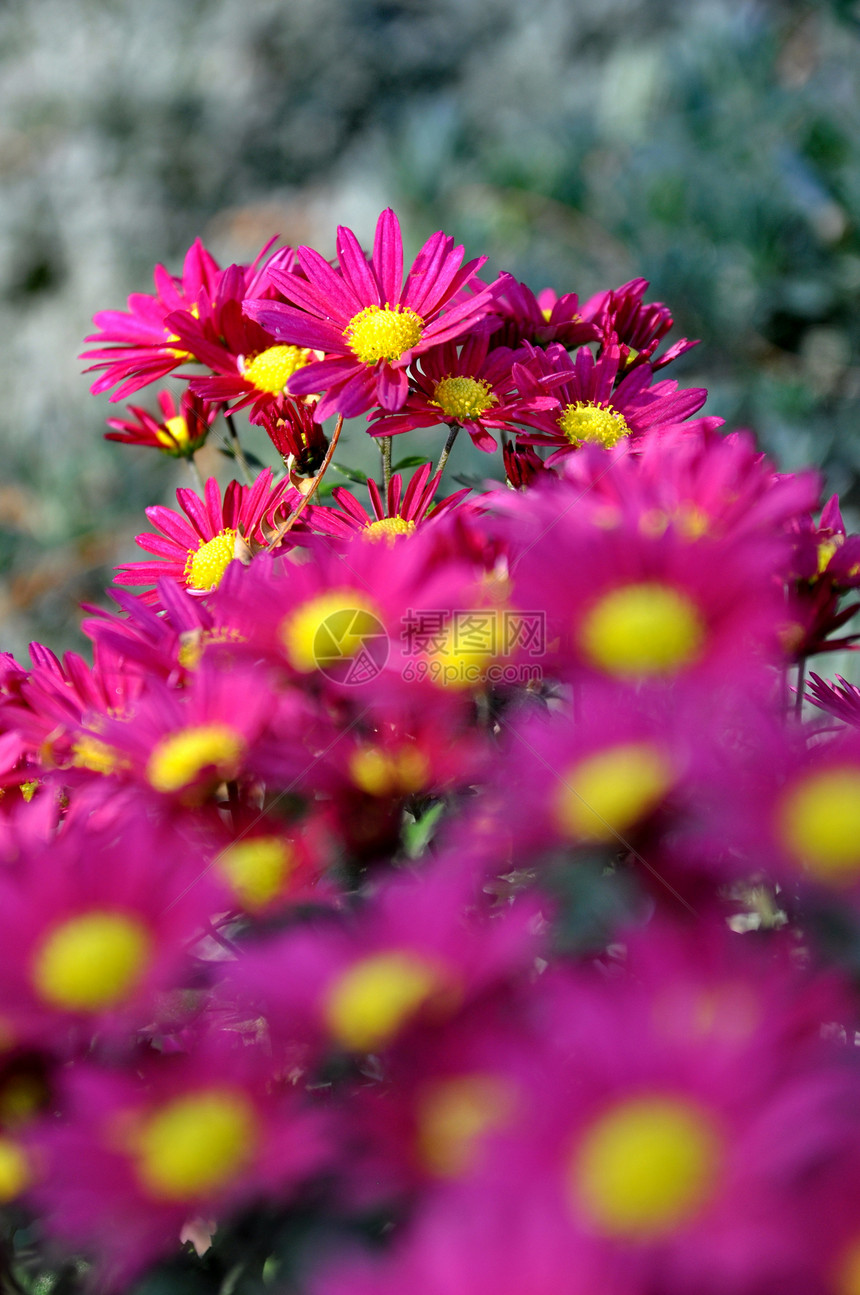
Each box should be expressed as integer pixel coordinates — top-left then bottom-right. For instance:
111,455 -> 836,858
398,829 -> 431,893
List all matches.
2,209 -> 860,1294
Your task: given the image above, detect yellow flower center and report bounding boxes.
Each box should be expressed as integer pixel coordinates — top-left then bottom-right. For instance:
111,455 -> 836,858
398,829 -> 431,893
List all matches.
31,911 -> 151,1012
579,582 -> 705,678
324,952 -> 443,1052
132,1090 -> 257,1201
71,735 -> 120,776
280,591 -> 384,673
217,836 -> 295,910
0,1138 -> 30,1202
349,745 -> 430,797
555,742 -> 673,843
559,401 -> 632,449
185,529 -> 239,592
363,517 -> 416,543
155,415 -> 193,450
416,1074 -> 513,1177
243,345 -> 311,396
776,767 -> 860,884
344,304 -> 424,365
146,724 -> 245,794
571,1096 -> 720,1238
430,375 -> 498,421
817,535 -> 843,576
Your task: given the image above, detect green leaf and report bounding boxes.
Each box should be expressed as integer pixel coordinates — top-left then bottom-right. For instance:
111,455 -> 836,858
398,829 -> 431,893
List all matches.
330,463 -> 368,484
403,800 -> 446,858
392,455 -> 432,470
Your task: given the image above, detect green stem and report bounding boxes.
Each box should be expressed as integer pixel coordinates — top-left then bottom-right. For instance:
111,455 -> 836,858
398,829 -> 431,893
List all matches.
186,454 -> 205,494
381,436 -> 392,494
794,656 -> 807,720
223,408 -> 254,486
434,424 -> 460,481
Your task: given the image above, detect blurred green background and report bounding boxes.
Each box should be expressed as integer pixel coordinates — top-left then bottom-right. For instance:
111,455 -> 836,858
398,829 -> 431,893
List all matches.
1,0 -> 860,658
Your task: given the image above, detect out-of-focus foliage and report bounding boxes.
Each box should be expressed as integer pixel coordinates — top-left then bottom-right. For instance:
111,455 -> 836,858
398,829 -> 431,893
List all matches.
0,0 -> 859,654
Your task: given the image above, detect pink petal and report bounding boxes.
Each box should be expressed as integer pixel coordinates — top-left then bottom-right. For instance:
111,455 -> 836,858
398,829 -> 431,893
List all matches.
372,209 -> 404,305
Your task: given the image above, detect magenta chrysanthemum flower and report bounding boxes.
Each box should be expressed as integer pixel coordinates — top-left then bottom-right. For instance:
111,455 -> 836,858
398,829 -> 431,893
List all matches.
366,335 -> 551,453
81,238 -> 296,402
115,471 -> 302,604
582,276 -> 699,371
513,341 -> 723,461
486,271 -> 601,351
104,388 -> 216,457
80,239 -> 222,401
308,462 -> 467,543
244,208 -> 500,419
806,673 -> 860,727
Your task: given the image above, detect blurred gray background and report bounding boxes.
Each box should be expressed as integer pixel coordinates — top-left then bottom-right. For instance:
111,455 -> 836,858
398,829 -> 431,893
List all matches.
2,0 -> 860,657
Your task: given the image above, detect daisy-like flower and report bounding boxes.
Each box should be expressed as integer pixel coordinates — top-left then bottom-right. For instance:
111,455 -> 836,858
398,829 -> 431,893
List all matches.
34,1036 -> 330,1287
513,342 -> 722,462
261,396 -> 329,477
486,272 -> 601,350
104,388 -> 216,457
0,808 -> 222,1050
308,462 -> 468,543
114,471 -> 302,605
806,673 -> 860,727
81,238 -> 296,402
582,276 -> 699,371
366,335 -> 552,453
169,299 -> 315,425
244,208 -> 500,419
81,239 -> 221,401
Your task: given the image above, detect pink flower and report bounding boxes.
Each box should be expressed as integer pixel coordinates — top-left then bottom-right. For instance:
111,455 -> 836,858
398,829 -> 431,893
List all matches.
34,1035 -> 330,1285
307,462 -> 468,542
115,471 -> 302,605
367,335 -> 550,452
104,388 -> 216,457
581,276 -> 699,371
513,341 -> 722,460
245,208 -> 499,419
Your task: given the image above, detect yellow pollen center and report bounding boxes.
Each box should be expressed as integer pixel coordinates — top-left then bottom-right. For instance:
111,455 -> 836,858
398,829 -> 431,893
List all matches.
280,591 -> 383,673
185,529 -> 239,592
243,345 -> 311,395
349,745 -> 430,797
559,401 -> 632,449
344,304 -> 424,365
218,836 -> 295,910
571,1096 -> 720,1238
32,911 -> 151,1012
417,1074 -> 513,1177
71,735 -> 120,775
430,375 -> 498,422
817,535 -> 843,576
324,952 -> 443,1052
555,742 -> 673,843
579,582 -> 705,678
156,415 -> 192,450
132,1090 -> 257,1201
364,517 -> 416,543
146,725 -> 245,793
776,767 -> 860,884
0,1138 -> 29,1202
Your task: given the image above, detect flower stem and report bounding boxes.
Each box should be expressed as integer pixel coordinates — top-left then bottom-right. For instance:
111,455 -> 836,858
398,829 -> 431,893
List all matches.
435,424 -> 460,481
794,656 -> 807,720
185,454 -> 205,494
223,408 -> 254,486
266,414 -> 344,548
381,436 -> 392,493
